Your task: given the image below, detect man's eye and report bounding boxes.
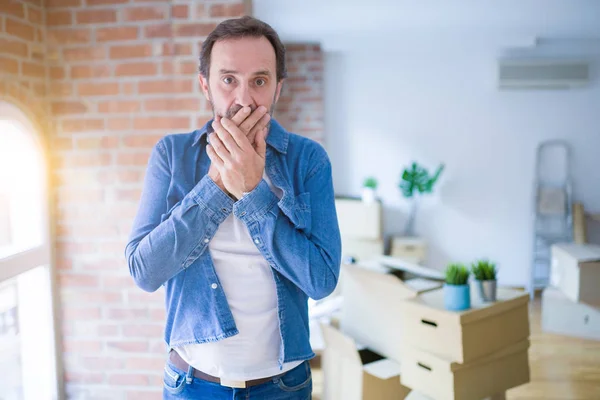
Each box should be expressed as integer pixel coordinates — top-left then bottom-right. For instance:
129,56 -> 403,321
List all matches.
223,77 -> 234,84
256,78 -> 266,87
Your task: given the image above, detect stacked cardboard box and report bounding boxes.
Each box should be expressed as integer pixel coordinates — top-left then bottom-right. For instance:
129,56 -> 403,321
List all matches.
398,287 -> 531,400
543,243 -> 600,340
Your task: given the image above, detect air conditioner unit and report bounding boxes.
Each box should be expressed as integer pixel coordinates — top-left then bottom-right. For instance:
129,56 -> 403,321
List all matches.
498,59 -> 590,89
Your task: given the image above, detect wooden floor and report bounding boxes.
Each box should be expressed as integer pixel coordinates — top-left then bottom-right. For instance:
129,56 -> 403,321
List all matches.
310,296 -> 600,400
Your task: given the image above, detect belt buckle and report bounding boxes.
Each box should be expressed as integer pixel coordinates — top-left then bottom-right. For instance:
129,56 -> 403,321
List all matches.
220,378 -> 247,389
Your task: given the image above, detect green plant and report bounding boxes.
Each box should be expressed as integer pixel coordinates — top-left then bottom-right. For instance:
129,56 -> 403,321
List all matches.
399,162 -> 444,198
471,259 -> 497,281
363,176 -> 378,189
445,263 -> 470,285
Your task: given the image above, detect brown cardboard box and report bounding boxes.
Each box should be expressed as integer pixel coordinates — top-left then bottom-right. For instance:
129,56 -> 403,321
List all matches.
551,243 -> 600,306
389,236 -> 427,264
341,263 -> 443,364
320,323 -> 411,400
542,286 -> 600,340
401,339 -> 530,400
399,287 -> 529,364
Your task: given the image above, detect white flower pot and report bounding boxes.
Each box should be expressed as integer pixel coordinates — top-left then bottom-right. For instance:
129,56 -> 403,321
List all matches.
362,188 -> 376,203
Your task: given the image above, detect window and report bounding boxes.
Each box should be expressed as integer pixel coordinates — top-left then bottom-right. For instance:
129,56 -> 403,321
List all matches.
0,101 -> 60,400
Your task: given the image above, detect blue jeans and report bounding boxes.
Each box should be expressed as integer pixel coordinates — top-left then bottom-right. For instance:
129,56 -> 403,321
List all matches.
163,359 -> 312,399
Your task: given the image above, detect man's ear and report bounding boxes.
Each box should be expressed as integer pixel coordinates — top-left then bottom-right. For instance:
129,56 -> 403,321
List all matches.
198,73 -> 211,102
274,79 -> 284,103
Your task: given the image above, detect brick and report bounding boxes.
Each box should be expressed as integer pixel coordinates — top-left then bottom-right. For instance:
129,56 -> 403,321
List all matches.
98,240 -> 130,253
175,23 -> 216,37
48,28 -> 91,45
127,290 -> 163,304
56,257 -> 73,271
115,62 -> 157,77
144,98 -> 200,112
103,275 -> 135,288
49,82 -> 73,96
108,373 -> 149,386
32,82 -> 46,96
115,188 -> 141,202
143,23 -> 171,39
122,324 -> 163,338
110,44 -> 153,59
2,2 -> 26,19
63,339 -> 103,354
47,10 -> 73,26
196,3 -> 205,18
52,101 -> 88,115
61,118 -> 105,133
150,308 -> 165,320
59,274 -> 100,288
107,117 -> 132,130
106,341 -> 149,353
27,5 -> 43,24
133,116 -> 190,130
76,9 -> 117,24
0,38 -> 28,57
63,47 -> 106,62
123,82 -> 136,94
96,26 -> 139,42
61,306 -> 102,320
0,57 -> 19,75
161,42 -> 192,56
127,390 -> 162,400
98,100 -> 141,114
50,66 -> 66,79
138,80 -> 192,94
55,153 -> 112,168
70,64 -> 111,79
171,4 -> 188,19
78,82 -> 120,96
57,223 -> 117,238
81,356 -> 124,371
5,18 -> 35,41
162,60 -> 197,75
64,371 -> 105,384
123,6 -> 166,21
76,136 -> 119,150
116,152 -> 150,166
122,134 -> 163,148
62,290 -> 122,303
87,0 -> 128,5
209,3 -> 246,18
55,240 -> 97,255
46,0 -> 81,7
125,356 -> 164,371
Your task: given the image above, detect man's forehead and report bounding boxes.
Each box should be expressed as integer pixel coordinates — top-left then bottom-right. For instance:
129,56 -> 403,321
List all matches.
210,37 -> 276,75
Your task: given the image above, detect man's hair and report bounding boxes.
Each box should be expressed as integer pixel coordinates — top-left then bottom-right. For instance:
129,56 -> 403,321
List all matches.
199,16 -> 287,82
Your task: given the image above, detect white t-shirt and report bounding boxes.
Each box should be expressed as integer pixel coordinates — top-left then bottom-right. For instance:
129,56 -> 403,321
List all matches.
174,175 -> 303,381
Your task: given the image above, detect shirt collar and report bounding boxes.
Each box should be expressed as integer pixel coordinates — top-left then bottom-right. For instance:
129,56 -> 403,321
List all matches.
192,118 -> 289,154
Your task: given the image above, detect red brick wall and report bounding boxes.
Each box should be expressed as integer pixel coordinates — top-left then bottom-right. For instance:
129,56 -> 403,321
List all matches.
2,1 -> 324,398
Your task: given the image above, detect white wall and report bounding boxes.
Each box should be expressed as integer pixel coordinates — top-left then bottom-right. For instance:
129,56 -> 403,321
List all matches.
254,1 -> 600,286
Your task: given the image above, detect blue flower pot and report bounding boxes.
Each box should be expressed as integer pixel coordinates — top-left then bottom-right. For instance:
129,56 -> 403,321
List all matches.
444,283 -> 471,311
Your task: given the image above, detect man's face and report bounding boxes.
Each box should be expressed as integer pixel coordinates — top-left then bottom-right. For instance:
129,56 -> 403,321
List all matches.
199,36 -> 283,122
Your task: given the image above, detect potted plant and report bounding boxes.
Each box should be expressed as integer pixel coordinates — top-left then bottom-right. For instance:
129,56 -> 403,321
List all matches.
444,263 -> 471,311
362,176 -> 378,203
399,162 -> 444,236
471,259 -> 498,302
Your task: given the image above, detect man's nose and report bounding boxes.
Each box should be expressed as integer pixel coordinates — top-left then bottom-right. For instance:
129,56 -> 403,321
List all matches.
236,84 -> 253,108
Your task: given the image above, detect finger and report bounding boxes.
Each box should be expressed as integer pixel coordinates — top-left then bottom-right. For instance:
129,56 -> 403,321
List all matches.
220,117 -> 253,152
208,132 -> 233,164
248,113 -> 271,145
212,119 -> 241,153
229,106 -> 251,127
206,144 -> 225,169
254,127 -> 268,158
238,106 -> 267,136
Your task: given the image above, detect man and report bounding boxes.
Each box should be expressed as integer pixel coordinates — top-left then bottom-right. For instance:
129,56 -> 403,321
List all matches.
125,16 -> 341,399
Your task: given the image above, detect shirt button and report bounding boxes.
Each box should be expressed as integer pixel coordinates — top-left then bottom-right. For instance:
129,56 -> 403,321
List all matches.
204,238 -> 210,243
221,208 -> 228,213
211,283 -> 218,289
240,212 -> 246,217
254,238 -> 260,244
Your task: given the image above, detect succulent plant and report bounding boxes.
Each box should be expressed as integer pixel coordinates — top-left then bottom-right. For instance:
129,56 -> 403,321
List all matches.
445,263 -> 470,285
471,259 -> 497,281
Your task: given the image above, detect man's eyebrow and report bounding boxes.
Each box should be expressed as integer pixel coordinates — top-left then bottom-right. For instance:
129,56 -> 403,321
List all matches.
219,69 -> 272,76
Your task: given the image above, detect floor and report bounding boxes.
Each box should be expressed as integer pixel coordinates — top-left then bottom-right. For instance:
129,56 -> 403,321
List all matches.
310,295 -> 600,400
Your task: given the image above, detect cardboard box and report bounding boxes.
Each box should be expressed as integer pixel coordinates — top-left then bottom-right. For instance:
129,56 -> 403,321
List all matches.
320,323 -> 411,400
335,197 -> 383,240
340,263 -> 442,364
542,286 -> 600,340
551,243 -> 600,306
390,236 -> 427,264
399,287 -> 530,364
401,339 -> 530,400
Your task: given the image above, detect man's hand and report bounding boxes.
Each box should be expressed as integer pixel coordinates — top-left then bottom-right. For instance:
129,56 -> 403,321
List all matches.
206,106 -> 270,200
207,106 -> 269,193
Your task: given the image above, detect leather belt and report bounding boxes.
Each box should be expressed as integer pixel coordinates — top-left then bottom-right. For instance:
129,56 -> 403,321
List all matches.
168,349 -> 284,389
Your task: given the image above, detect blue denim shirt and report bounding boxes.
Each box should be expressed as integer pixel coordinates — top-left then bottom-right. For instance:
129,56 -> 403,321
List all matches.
124,119 -> 342,368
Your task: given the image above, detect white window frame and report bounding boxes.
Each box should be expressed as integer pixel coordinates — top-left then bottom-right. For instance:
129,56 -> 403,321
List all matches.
0,100 -> 63,400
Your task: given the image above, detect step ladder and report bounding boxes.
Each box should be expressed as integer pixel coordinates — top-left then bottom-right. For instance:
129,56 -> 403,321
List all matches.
528,140 -> 573,300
